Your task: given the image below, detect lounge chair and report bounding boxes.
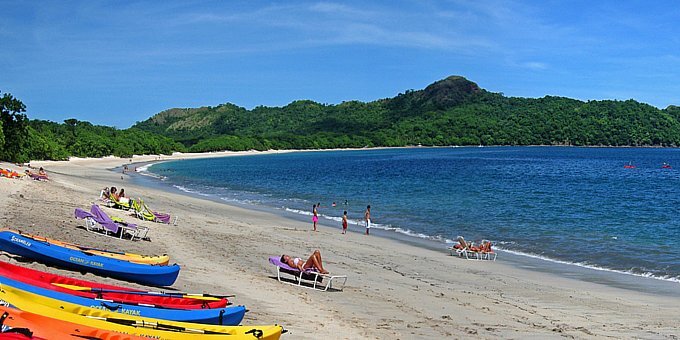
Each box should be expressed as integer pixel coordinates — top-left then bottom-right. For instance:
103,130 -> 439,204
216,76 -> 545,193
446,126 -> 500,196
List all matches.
99,188 -> 113,207
449,236 -> 481,260
108,195 -> 132,210
132,198 -> 173,224
268,256 -> 347,291
0,169 -> 23,179
74,205 -> 149,241
29,173 -> 49,181
478,240 -> 497,261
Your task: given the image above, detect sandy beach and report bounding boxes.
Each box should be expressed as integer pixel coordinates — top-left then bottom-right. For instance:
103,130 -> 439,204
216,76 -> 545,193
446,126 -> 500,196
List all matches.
1,152 -> 678,339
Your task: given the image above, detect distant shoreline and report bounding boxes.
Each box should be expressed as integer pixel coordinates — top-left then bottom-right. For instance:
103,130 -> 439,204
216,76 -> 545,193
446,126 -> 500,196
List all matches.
30,143 -> 680,169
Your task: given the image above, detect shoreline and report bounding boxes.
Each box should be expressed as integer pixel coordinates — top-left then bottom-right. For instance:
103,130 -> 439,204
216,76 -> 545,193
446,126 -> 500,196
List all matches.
133,156 -> 680,296
59,149 -> 680,291
3,151 -> 679,338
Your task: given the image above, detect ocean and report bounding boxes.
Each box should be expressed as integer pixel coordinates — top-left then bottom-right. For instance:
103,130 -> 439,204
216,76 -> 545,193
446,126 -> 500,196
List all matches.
144,147 -> 680,284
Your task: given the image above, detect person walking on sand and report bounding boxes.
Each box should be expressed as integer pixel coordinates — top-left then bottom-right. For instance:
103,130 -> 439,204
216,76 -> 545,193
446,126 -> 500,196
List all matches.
342,211 -> 348,234
364,205 -> 371,235
312,204 -> 319,232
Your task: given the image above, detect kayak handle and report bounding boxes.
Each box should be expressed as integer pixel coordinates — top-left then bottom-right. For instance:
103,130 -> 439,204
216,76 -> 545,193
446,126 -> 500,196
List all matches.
100,301 -> 122,311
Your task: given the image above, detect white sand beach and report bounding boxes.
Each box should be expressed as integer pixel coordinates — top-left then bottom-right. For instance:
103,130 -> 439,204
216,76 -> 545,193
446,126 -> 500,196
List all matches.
1,152 -> 678,339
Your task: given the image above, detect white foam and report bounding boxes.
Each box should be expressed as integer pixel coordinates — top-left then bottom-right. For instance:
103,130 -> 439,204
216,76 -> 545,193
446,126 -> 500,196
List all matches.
138,173 -> 680,285
135,162 -> 173,180
135,164 -> 150,172
497,248 -> 680,284
280,208 -> 456,244
284,208 -> 313,216
173,185 -> 212,197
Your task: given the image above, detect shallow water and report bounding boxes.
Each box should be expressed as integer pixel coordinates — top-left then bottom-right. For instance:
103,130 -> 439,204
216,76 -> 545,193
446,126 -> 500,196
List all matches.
147,147 -> 680,284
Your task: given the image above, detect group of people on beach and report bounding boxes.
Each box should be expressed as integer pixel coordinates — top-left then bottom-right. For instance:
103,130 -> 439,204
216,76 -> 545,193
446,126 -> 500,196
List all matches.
101,186 -> 130,204
284,202 -> 373,275
312,202 -> 372,235
0,165 -> 48,181
25,167 -> 49,181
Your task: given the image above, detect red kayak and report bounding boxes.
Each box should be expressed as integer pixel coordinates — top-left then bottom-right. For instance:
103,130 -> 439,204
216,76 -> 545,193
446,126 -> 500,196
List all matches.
0,261 -> 229,309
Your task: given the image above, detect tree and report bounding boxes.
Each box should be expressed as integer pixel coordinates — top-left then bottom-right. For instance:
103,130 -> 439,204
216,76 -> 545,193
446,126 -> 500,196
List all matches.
0,92 -> 28,162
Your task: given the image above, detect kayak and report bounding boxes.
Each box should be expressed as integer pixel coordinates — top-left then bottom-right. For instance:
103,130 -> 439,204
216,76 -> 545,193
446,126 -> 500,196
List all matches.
0,260 -> 229,309
0,275 -> 245,325
0,305 -> 146,339
11,230 -> 169,265
0,230 -> 180,287
0,283 -> 283,340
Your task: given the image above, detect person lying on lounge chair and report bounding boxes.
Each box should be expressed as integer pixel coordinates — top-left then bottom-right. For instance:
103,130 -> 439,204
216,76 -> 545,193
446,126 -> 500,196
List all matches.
280,250 -> 329,274
118,188 -> 130,204
1,168 -> 22,178
25,169 -> 48,181
109,187 -> 119,200
452,236 -> 481,252
478,240 -> 493,252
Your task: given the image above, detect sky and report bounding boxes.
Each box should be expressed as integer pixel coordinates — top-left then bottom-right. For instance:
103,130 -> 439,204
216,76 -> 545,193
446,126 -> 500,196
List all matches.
1,1 -> 680,128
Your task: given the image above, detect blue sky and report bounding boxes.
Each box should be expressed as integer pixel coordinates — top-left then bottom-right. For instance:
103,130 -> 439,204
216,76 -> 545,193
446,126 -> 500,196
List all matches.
1,1 -> 679,128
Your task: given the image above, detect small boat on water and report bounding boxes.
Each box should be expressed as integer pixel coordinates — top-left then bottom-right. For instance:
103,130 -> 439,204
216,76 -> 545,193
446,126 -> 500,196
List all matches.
662,162 -> 672,169
624,162 -> 636,169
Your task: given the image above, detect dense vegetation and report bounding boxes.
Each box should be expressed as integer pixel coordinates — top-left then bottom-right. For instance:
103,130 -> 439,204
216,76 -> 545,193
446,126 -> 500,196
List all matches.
0,92 -> 183,163
135,76 -> 680,151
3,75 -> 680,162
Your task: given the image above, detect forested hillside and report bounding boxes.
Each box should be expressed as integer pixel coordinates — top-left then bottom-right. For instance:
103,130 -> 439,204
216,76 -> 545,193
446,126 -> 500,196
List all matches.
3,75 -> 680,162
0,91 -> 183,162
134,76 -> 680,152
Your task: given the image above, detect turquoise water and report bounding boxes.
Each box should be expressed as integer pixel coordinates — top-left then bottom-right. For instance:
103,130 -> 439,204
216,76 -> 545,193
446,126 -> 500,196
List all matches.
147,147 -> 680,283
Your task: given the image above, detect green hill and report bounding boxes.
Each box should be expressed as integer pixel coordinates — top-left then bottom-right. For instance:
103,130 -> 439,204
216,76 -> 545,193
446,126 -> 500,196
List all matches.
3,75 -> 680,163
133,76 -> 680,151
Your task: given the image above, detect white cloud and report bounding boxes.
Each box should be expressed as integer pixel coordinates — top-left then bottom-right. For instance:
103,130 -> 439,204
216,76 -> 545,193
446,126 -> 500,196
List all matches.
521,62 -> 548,70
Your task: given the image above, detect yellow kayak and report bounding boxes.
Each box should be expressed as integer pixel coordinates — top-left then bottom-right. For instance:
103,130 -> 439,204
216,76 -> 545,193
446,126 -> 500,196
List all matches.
13,230 -> 170,265
0,283 -> 284,340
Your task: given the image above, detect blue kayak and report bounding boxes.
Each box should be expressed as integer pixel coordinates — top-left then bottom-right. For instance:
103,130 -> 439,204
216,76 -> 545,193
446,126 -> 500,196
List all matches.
0,275 -> 246,325
0,230 -> 179,287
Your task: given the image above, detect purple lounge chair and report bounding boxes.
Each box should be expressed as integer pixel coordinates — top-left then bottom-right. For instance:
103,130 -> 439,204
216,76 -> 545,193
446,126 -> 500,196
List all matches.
268,256 -> 347,291
75,205 -> 148,240
29,173 -> 49,181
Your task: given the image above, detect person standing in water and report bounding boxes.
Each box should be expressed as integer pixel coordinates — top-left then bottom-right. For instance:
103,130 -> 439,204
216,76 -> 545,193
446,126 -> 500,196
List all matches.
312,204 -> 319,232
342,211 -> 348,234
364,205 -> 371,235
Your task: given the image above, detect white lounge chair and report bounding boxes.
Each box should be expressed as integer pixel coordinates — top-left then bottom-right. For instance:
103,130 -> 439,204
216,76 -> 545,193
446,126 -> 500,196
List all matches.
449,236 -> 482,260
268,256 -> 347,291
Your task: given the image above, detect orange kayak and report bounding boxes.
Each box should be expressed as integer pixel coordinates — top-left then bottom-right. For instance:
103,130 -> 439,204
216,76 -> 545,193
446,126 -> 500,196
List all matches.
0,305 -> 146,339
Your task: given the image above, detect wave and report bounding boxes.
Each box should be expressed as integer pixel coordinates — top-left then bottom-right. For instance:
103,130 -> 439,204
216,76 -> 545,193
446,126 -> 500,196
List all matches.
135,163 -> 166,180
283,208 -> 679,284
173,185 -> 214,198
282,208 -> 455,244
497,247 -> 680,284
146,169 -> 680,285
173,185 -> 263,205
